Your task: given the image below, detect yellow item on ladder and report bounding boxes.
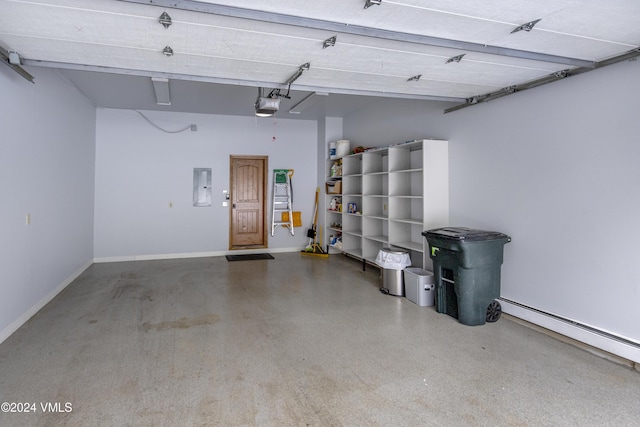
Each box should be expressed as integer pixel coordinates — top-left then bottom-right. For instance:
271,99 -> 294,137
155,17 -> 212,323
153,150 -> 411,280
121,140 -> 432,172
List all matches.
271,169 -> 294,236
282,211 -> 303,227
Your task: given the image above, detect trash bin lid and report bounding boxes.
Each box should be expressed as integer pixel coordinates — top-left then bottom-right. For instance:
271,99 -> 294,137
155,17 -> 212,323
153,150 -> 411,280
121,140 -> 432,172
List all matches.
422,227 -> 510,241
376,248 -> 411,269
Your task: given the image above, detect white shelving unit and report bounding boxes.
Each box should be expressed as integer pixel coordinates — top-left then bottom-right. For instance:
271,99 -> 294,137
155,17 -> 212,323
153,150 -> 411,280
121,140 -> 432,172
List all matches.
325,152 -> 344,254
341,152 -> 363,258
327,139 -> 448,269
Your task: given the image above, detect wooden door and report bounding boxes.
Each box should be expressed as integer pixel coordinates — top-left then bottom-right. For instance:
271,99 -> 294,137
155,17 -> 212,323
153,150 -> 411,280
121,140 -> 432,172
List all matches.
229,156 -> 268,249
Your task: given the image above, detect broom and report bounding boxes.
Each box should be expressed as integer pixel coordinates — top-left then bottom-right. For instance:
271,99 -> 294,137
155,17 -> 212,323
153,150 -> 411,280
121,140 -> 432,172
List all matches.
301,188 -> 328,257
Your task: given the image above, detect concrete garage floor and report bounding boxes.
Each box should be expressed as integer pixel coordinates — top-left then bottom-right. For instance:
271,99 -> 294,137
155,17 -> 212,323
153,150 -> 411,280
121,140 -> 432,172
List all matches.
0,254 -> 639,426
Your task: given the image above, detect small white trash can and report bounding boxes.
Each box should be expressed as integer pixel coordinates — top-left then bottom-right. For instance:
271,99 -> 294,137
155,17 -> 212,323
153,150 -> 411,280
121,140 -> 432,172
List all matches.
404,268 -> 435,307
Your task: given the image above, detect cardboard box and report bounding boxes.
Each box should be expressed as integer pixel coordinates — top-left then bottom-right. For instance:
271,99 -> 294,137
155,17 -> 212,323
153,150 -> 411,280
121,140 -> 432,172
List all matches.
326,180 -> 342,194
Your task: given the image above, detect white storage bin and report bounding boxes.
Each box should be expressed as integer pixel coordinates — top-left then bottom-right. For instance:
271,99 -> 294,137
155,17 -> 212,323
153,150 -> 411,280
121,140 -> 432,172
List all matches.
404,268 -> 435,307
335,140 -> 350,158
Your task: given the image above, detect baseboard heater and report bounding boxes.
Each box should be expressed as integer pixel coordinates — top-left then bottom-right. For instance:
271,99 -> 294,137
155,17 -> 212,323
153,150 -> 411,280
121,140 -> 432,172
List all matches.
500,298 -> 640,365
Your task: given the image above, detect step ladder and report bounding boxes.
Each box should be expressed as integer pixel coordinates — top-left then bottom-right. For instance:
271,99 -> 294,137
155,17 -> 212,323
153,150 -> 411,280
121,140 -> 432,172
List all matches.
271,169 -> 294,236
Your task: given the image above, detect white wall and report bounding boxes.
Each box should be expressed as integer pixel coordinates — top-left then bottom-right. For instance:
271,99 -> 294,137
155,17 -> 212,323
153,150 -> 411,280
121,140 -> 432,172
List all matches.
343,60 -> 640,358
94,109 -> 318,259
0,67 -> 96,342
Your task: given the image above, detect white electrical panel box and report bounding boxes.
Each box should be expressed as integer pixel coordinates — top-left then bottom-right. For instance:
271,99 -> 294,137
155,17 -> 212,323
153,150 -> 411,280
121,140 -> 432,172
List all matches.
193,168 -> 212,207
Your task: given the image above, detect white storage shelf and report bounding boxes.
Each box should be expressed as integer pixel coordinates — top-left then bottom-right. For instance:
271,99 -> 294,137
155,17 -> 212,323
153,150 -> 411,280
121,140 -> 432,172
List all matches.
328,139 -> 448,269
327,207 -> 342,233
325,153 -> 345,254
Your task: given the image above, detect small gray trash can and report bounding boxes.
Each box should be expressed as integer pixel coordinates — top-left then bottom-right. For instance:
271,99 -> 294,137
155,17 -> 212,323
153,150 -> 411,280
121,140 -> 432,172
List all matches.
404,268 -> 435,307
375,248 -> 411,296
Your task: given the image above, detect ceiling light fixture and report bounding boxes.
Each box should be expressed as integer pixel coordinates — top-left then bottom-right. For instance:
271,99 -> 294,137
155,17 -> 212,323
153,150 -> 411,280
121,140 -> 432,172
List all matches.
364,0 -> 382,9
323,36 -> 337,49
407,74 -> 421,82
159,12 -> 172,28
162,46 -> 174,56
511,19 -> 541,34
446,54 -> 465,63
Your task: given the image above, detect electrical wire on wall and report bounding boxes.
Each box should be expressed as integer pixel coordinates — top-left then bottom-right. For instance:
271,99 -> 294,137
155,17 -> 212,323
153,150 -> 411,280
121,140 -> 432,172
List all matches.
135,110 -> 197,133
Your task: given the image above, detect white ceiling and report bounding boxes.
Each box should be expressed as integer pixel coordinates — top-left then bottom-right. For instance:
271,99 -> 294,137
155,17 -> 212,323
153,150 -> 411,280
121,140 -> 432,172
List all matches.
1,0 -> 639,117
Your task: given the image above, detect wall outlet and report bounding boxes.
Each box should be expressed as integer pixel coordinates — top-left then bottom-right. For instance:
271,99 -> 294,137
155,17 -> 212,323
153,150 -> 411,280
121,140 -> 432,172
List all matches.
26,213 -> 30,225
169,202 -> 173,208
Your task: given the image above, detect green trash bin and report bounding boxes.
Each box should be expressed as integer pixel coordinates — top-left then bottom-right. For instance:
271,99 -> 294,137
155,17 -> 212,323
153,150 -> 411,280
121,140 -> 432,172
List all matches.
422,227 -> 511,326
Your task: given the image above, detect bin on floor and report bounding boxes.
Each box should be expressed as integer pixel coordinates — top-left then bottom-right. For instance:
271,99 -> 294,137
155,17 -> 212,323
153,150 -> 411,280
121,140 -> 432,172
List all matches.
404,268 -> 435,307
375,248 -> 411,296
423,227 -> 511,326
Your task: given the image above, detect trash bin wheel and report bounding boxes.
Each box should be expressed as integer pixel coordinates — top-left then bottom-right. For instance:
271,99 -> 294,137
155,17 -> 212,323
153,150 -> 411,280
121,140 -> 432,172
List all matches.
486,300 -> 502,323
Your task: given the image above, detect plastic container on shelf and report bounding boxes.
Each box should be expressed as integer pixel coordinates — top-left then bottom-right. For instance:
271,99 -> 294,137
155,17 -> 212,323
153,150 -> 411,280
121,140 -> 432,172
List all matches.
336,140 -> 350,158
329,141 -> 337,159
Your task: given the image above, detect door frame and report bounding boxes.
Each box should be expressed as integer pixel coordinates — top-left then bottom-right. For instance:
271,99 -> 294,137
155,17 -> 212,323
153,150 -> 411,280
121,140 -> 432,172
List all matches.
228,155 -> 268,250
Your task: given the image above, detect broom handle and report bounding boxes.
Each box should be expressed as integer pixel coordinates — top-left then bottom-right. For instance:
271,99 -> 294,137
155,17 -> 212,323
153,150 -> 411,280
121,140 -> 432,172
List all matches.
313,188 -> 319,227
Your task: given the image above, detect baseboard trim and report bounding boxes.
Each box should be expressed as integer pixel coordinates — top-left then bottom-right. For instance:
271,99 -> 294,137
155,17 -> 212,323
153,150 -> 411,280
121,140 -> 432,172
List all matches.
501,299 -> 640,365
0,259 -> 93,345
93,247 -> 302,263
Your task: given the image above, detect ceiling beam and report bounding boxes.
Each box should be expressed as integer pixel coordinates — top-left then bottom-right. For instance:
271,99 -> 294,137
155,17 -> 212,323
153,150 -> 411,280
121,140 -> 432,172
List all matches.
116,0 -> 595,68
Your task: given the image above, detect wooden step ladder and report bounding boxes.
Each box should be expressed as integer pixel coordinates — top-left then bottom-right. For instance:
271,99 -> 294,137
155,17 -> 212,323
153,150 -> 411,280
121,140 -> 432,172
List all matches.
271,169 -> 294,236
